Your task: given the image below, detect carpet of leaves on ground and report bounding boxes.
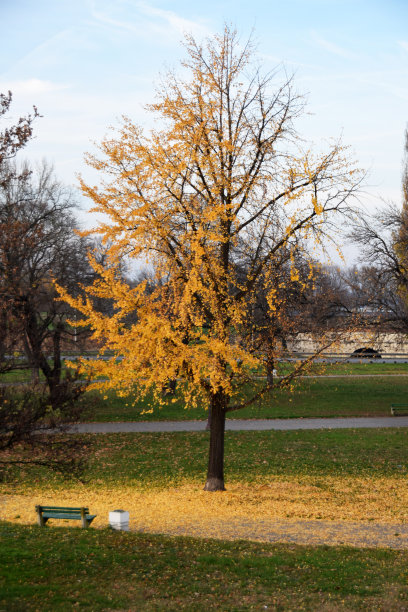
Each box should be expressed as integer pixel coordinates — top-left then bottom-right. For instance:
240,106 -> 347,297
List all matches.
2,476 -> 408,545
1,429 -> 408,547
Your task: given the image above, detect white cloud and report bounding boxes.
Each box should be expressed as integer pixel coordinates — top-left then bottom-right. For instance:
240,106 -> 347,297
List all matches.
0,78 -> 70,95
310,32 -> 357,60
399,41 -> 408,52
90,0 -> 211,41
135,1 -> 210,38
0,28 -> 79,79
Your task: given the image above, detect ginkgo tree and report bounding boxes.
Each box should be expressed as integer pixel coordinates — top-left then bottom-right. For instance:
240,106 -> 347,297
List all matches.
60,27 -> 363,491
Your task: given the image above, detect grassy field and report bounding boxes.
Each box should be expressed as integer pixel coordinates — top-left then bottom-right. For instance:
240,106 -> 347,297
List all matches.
2,363 -> 408,610
2,361 -> 407,421
77,374 -> 408,421
5,428 -> 408,488
2,359 -> 408,382
2,428 -> 408,609
1,522 -> 408,611
3,428 -> 408,526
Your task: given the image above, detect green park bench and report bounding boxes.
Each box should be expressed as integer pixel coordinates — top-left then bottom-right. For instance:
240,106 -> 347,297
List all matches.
390,404 -> 408,416
35,505 -> 96,528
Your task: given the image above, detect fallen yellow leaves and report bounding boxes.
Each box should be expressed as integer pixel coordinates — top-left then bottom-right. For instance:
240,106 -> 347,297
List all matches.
1,475 -> 407,543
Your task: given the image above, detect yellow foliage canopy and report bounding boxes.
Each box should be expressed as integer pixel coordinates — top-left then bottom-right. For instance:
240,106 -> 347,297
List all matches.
59,27 -> 363,415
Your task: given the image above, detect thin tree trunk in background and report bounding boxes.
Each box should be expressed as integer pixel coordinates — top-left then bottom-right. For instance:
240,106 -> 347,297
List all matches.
52,326 -> 62,385
30,366 -> 40,384
23,334 -> 39,384
266,356 -> 275,386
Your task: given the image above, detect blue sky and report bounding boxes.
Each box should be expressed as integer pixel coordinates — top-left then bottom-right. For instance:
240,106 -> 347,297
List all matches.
1,0 -> 408,248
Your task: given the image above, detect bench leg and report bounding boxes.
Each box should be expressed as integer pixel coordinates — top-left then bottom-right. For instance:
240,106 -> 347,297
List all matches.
36,505 -> 44,526
80,508 -> 88,528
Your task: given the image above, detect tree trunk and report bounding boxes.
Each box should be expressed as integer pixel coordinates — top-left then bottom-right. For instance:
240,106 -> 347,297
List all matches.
0,310 -> 8,365
23,335 -> 39,383
46,326 -> 63,409
204,392 -> 226,491
266,356 -> 275,387
24,304 -> 63,408
30,366 -> 40,384
51,326 -> 62,386
161,377 -> 177,396
205,404 -> 212,430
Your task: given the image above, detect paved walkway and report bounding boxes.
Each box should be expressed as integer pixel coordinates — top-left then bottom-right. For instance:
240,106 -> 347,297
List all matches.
68,416 -> 408,433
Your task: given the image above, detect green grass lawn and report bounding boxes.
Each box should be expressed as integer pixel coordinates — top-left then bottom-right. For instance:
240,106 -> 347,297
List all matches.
282,361 -> 408,376
77,374 -> 408,422
2,362 -> 408,611
5,428 -> 408,490
2,359 -> 408,383
2,361 -> 407,423
3,430 -> 408,609
313,361 -> 408,375
1,522 -> 408,611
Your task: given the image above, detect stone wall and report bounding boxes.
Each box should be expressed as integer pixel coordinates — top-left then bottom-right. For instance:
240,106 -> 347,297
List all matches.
287,332 -> 408,356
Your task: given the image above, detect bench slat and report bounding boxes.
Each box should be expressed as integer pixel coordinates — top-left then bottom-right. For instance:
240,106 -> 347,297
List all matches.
42,513 -> 96,520
42,513 -> 83,519
39,506 -> 89,512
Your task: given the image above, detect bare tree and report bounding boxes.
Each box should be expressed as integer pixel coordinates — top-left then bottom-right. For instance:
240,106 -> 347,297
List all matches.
0,94 -> 93,479
0,92 -> 40,369
0,91 -> 38,167
350,128 -> 408,330
0,160 -> 95,401
249,257 -> 359,384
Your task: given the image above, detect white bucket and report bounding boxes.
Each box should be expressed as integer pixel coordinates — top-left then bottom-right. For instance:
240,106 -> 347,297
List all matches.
109,509 -> 129,531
